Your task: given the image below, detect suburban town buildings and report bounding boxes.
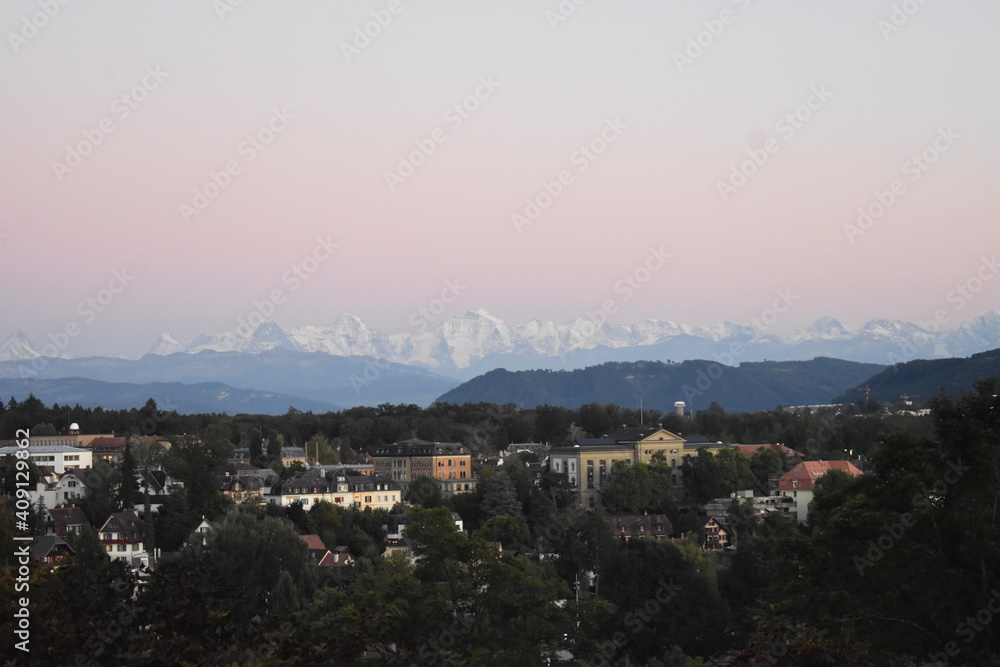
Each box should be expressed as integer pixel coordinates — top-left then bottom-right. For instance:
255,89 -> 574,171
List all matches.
372,439 -> 476,496
264,468 -> 402,510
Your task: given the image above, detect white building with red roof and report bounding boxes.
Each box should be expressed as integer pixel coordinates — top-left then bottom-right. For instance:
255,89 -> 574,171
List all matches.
777,460 -> 863,524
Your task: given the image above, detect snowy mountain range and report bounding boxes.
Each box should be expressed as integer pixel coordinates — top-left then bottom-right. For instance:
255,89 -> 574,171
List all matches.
5,309 -> 1000,379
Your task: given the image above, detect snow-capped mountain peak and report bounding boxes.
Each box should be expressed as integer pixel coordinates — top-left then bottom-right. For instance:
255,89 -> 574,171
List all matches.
0,331 -> 40,362
149,332 -> 183,356
128,310 -> 1000,373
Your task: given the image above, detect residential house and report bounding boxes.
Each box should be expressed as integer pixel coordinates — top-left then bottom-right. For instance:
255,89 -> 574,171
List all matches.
87,437 -> 128,465
610,514 -> 673,542
704,517 -> 730,550
219,473 -> 266,504
318,546 -> 353,568
189,516 -> 218,547
30,536 -> 75,565
98,510 -> 148,568
300,534 -> 331,564
777,460 -> 863,524
46,507 -> 89,538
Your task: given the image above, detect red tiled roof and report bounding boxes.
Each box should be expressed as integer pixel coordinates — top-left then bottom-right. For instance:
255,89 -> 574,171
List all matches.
299,534 -> 326,551
89,437 -> 127,451
777,460 -> 862,492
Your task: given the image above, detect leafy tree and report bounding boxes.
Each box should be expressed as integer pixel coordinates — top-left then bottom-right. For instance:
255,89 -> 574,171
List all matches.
32,422 -> 57,435
81,460 -> 121,527
476,515 -> 530,550
682,448 -> 756,504
748,447 -> 786,495
780,380 -> 1000,663
598,539 -> 730,662
406,475 -> 444,508
403,506 -> 574,663
140,509 -> 318,660
162,425 -> 233,519
305,433 -> 336,464
26,525 -> 136,665
602,461 -> 652,513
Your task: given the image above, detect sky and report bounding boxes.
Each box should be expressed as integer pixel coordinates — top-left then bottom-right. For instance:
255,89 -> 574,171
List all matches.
2,0 -> 999,358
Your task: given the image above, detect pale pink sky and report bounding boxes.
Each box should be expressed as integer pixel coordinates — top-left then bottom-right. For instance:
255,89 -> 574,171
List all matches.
2,0 -> 999,357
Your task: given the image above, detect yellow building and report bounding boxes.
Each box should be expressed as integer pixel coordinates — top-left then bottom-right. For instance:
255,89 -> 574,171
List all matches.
549,427 -> 727,509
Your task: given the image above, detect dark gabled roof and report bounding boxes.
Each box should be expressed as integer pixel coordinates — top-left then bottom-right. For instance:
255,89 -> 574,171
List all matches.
47,507 -> 89,536
99,511 -> 143,541
30,535 -> 75,560
139,468 -> 168,492
59,468 -> 91,484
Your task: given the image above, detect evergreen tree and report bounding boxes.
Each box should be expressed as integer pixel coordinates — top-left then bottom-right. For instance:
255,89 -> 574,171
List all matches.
116,441 -> 141,510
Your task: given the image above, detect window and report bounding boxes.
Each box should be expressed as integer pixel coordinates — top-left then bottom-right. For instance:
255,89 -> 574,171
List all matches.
364,496 -> 372,503
65,455 -> 79,461
460,471 -> 466,479
448,459 -> 453,467
117,544 -> 127,552
460,460 -> 466,467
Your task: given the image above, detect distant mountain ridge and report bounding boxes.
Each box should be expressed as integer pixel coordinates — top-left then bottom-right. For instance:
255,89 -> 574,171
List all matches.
7,309 -> 1000,378
0,349 -> 459,409
435,358 -> 887,413
0,377 -> 339,415
831,348 -> 1000,404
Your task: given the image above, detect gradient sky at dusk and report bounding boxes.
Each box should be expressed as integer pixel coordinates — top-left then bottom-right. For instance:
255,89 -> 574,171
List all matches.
2,1 -> 999,358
